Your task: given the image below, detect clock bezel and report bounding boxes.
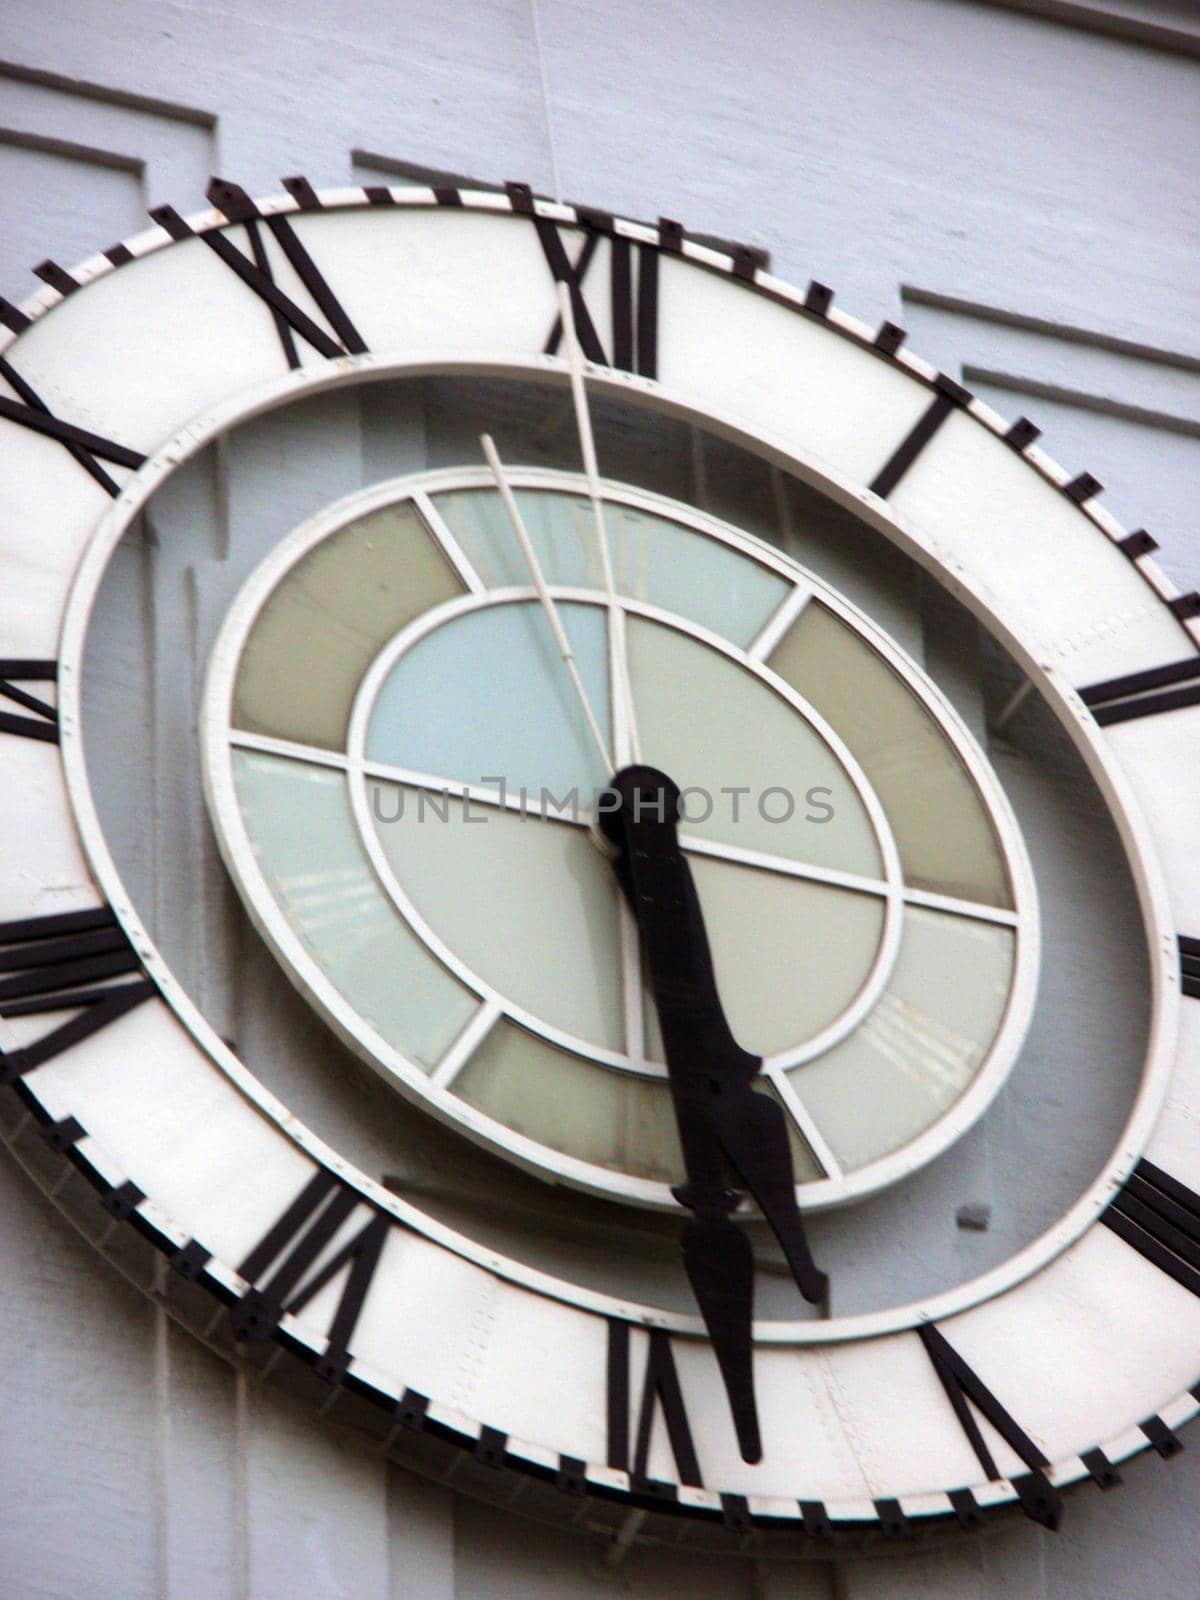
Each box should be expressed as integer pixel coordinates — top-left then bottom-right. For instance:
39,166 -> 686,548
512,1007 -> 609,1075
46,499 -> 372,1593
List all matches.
48,336 -> 1178,1345
0,182 -> 1194,1529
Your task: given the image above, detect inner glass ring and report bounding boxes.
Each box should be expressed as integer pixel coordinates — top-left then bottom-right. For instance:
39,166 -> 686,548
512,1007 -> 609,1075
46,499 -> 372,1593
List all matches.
203,465 -> 1037,1208
345,589 -> 905,1078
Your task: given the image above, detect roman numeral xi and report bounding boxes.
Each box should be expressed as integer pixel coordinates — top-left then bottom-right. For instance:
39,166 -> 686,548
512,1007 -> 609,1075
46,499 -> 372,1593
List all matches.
151,179 -> 368,372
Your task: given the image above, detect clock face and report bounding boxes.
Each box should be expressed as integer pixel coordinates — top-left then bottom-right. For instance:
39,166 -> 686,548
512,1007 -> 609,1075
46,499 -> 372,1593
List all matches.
202,468 -> 1036,1209
2,179 -> 1198,1541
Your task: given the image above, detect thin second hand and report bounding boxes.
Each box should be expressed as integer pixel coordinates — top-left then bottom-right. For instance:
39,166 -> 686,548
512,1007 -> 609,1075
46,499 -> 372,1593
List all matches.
480,432 -> 614,775
553,285 -> 648,1062
556,280 -> 643,768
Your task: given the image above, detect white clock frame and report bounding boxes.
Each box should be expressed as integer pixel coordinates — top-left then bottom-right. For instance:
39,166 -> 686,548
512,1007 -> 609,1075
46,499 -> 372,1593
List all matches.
1,178 -> 1197,1535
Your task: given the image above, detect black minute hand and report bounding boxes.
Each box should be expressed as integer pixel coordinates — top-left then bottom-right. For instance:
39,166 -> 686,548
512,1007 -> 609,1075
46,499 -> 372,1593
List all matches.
600,766 -> 827,1465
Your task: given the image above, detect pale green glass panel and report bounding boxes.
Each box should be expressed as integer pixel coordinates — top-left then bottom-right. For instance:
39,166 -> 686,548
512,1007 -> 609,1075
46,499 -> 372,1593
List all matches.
434,488 -> 790,647
789,907 -> 1015,1170
369,785 -> 625,1052
627,617 -> 882,874
690,855 -> 886,1057
454,1018 -> 685,1183
234,504 -> 464,750
231,750 -> 475,1069
768,603 -> 1011,907
367,600 -> 611,796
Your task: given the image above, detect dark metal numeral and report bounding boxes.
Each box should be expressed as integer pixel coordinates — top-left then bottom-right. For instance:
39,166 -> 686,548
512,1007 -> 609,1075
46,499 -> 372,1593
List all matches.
0,908 -> 154,1082
868,374 -> 971,498
1081,658 -> 1200,725
518,197 -> 659,378
918,1322 -> 1062,1529
1101,1158 -> 1200,1298
0,358 -> 146,497
231,1168 -> 390,1382
0,659 -> 58,743
151,183 -> 367,371
1181,937 -> 1200,1001
607,1320 -> 702,1490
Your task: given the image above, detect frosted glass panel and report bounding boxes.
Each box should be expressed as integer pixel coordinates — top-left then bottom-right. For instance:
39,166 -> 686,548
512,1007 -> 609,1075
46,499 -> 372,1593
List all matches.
231,751 -> 475,1069
455,1019 -> 684,1182
768,603 -> 1011,907
369,785 -> 625,1052
628,617 -> 882,875
691,855 -> 886,1056
367,600 -> 611,796
790,907 -> 1015,1169
434,488 -> 790,647
234,503 -> 464,749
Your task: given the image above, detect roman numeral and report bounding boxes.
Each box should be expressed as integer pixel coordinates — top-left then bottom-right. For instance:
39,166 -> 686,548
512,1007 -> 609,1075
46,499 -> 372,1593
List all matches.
868,374 -> 971,498
231,1168 -> 390,1382
0,908 -> 155,1083
1080,657 -> 1200,725
918,1322 -> 1062,1529
507,186 -> 659,378
0,660 -> 58,742
0,357 -> 146,497
1181,937 -> 1200,1000
150,180 -> 367,371
1101,1158 -> 1200,1299
607,1320 -> 702,1491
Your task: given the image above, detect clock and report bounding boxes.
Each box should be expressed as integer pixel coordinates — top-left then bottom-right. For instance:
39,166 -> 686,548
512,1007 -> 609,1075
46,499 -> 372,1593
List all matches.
2,174 -> 1198,1544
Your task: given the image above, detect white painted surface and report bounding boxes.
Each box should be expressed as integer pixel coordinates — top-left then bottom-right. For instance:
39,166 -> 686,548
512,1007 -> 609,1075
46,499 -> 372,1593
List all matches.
1,1 -> 1198,1596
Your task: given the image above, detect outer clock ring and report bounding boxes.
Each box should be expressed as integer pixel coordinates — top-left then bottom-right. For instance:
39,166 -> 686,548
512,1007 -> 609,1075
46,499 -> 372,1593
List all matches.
49,341 -> 1179,1339
1,183 -> 1196,1531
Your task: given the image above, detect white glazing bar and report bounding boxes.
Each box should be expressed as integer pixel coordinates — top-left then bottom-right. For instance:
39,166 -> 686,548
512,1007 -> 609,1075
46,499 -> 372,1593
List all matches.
430,999 -> 503,1088
411,488 -> 488,595
902,884 -> 1019,927
678,830 -> 892,898
227,732 -> 1018,933
746,583 -> 813,662
764,1066 -> 844,1181
360,759 -> 591,826
227,729 -> 351,769
227,732 -> 593,827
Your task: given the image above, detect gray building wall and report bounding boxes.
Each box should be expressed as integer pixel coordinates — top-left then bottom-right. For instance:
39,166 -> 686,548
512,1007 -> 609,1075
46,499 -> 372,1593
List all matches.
1,3 -> 1198,1596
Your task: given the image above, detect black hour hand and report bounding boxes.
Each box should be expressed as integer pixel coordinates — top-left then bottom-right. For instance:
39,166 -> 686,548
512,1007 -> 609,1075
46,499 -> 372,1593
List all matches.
599,765 -> 827,1446
708,1083 -> 827,1304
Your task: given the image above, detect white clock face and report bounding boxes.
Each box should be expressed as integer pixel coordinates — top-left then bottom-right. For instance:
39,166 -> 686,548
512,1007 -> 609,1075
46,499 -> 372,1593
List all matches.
202,469 -> 1036,1208
2,182 -> 1197,1537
